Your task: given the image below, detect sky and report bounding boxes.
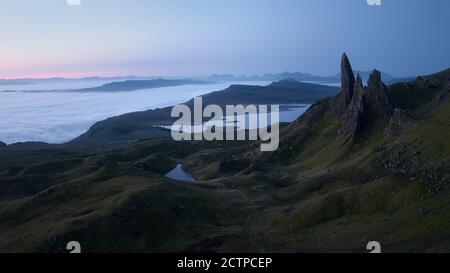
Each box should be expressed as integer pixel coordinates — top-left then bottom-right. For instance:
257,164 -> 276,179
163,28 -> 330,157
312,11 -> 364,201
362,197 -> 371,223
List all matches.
0,0 -> 449,79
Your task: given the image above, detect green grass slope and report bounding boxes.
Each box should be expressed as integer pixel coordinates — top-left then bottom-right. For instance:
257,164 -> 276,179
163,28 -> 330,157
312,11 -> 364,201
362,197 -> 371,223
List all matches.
0,69 -> 449,253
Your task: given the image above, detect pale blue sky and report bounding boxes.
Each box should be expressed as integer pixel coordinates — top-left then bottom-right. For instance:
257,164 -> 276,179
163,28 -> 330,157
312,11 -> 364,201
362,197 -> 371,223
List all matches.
0,0 -> 449,78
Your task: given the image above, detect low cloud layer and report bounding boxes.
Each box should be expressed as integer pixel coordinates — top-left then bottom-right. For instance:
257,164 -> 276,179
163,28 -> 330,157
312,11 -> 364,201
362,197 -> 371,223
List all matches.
0,81 -> 266,144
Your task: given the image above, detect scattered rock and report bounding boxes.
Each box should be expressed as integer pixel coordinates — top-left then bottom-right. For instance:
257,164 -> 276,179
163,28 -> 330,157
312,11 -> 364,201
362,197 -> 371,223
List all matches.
374,144 -> 386,152
377,143 -> 449,195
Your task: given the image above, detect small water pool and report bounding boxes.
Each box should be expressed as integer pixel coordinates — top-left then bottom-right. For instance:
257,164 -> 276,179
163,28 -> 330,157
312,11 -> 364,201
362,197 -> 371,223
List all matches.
164,164 -> 196,182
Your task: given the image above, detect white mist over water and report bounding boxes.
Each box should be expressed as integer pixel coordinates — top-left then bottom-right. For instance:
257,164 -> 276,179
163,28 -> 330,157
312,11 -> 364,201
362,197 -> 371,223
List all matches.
159,104 -> 310,133
0,79 -> 116,92
0,81 -> 269,144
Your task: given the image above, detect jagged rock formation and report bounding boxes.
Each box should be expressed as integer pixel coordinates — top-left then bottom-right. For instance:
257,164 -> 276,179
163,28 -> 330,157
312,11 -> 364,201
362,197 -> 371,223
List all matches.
278,53 -> 396,149
339,74 -> 366,136
365,69 -> 394,120
336,56 -> 394,138
332,53 -> 356,117
340,53 -> 356,106
268,53 -> 398,166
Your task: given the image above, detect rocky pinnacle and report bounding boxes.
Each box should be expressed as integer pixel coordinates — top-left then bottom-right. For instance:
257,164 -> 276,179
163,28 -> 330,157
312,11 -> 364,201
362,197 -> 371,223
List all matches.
341,53 -> 356,107
337,62 -> 394,139
365,69 -> 394,120
339,73 -> 365,137
332,53 -> 356,117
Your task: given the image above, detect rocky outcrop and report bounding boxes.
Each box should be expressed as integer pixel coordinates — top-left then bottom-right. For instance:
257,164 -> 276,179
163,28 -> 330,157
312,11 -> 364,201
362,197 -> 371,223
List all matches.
341,53 -> 356,106
415,68 -> 450,90
336,61 -> 394,139
339,74 -> 366,137
365,69 -> 394,120
281,54 -> 395,145
0,141 -> 6,148
384,108 -> 411,137
332,53 -> 356,117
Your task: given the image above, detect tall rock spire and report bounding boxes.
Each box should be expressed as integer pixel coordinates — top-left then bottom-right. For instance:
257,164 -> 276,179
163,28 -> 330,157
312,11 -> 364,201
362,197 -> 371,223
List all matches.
332,53 -> 356,117
339,73 -> 365,137
341,53 -> 356,105
365,69 -> 394,120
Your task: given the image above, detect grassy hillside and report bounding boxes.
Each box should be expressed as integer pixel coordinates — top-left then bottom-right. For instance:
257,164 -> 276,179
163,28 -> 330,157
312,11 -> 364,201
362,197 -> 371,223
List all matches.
0,67 -> 449,253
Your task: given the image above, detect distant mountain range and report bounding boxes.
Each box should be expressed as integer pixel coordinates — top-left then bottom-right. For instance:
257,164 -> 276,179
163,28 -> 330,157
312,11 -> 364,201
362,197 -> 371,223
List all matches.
73,79 -> 213,92
207,71 -> 415,85
0,76 -> 157,86
0,71 -> 414,87
1,78 -> 215,93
